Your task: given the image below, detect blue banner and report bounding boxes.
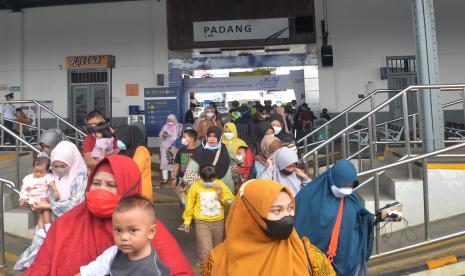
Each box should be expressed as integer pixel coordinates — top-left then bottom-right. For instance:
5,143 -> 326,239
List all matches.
144,99 -> 179,137
144,87 -> 178,98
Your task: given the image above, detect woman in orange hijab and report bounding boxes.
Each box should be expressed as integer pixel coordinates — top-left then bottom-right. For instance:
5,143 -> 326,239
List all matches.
202,179 -> 335,276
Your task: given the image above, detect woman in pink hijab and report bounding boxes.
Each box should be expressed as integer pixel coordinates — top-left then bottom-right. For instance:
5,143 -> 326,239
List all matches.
15,141 -> 88,271
159,114 -> 183,184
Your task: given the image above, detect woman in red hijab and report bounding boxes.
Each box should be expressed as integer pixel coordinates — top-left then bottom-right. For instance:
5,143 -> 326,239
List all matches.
26,155 -> 194,276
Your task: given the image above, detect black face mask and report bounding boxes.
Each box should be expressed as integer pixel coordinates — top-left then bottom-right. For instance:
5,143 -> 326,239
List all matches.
242,196 -> 295,240
262,215 -> 295,240
280,169 -> 294,176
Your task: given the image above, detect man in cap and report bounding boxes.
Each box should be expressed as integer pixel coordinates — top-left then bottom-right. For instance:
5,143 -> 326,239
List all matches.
2,93 -> 17,144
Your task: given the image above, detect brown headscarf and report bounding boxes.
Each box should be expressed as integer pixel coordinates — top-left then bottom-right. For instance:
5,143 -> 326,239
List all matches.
204,179 -> 310,275
260,135 -> 283,158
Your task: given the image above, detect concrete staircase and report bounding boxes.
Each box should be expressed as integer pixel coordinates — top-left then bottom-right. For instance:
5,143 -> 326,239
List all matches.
1,151 -> 37,239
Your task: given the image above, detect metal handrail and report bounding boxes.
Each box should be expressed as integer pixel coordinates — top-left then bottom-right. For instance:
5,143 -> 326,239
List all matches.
0,177 -> 19,267
348,98 -> 464,136
352,140 -> 465,259
297,89 -> 399,145
0,124 -> 41,154
303,84 -> 465,161
0,117 -> 83,143
0,100 -> 86,137
357,140 -> 465,179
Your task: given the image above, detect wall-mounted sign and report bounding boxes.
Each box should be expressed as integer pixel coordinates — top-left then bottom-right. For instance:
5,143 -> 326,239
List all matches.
65,55 -> 115,69
145,99 -> 179,137
8,86 -> 21,92
126,84 -> 139,96
144,87 -> 178,98
184,75 -> 294,93
193,18 -> 289,42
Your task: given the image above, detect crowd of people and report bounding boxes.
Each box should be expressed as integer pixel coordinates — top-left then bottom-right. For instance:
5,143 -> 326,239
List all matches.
10,102 -> 374,276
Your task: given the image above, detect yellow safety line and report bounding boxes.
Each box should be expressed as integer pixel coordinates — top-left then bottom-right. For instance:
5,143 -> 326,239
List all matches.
427,255 -> 457,270
0,152 -> 31,161
5,252 -> 18,262
427,163 -> 465,170
0,154 -> 17,161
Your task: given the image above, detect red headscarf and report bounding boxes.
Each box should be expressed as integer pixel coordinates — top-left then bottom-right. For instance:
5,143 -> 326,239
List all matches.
237,147 -> 255,182
26,155 -> 194,276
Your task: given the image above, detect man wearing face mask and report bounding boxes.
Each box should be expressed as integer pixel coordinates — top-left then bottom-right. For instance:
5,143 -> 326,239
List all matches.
295,159 -> 374,276
82,110 -> 118,170
202,179 -> 335,276
196,106 -> 222,142
172,129 -> 198,230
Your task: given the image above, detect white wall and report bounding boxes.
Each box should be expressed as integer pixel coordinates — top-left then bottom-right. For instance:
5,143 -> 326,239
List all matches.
0,0 -> 168,118
315,0 -> 465,112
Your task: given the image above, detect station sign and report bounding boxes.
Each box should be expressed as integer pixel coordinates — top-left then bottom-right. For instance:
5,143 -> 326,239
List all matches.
65,55 -> 115,69
193,18 -> 289,42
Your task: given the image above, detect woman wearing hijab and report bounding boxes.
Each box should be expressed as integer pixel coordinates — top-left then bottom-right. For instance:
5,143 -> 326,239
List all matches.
222,122 -> 248,158
254,135 -> 283,179
252,122 -> 274,155
14,141 -> 88,271
294,159 -> 374,276
202,179 -> 335,276
26,155 -> 194,276
38,128 -> 69,157
184,126 -> 234,192
270,114 -> 295,146
261,147 -> 310,197
114,125 -> 153,201
275,106 -> 290,134
159,114 -> 183,184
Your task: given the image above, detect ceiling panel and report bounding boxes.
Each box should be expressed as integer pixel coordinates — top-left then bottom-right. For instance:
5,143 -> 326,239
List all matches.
0,0 -> 139,10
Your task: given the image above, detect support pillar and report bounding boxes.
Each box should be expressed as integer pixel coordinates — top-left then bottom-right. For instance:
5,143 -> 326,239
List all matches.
412,0 -> 444,152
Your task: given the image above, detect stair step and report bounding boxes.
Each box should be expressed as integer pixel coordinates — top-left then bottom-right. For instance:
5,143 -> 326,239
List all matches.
3,189 -> 19,211
4,206 -> 37,239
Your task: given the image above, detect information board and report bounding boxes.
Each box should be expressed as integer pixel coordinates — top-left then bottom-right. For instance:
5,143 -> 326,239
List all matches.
144,99 -> 179,137
144,87 -> 178,98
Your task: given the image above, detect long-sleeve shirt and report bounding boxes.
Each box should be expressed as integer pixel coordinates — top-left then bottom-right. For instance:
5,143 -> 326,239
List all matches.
183,179 -> 235,225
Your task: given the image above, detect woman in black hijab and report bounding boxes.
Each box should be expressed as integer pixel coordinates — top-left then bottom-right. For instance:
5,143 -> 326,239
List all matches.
270,114 -> 295,146
113,125 -> 153,200
184,126 -> 234,192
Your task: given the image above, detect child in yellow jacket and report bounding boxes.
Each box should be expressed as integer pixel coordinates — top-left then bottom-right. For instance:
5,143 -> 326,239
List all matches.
183,165 -> 235,267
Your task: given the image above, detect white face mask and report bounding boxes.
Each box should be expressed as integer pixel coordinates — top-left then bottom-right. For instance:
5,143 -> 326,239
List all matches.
273,126 -> 282,135
224,132 -> 235,140
330,185 -> 353,198
235,155 -> 244,163
206,112 -> 214,119
181,138 -> 188,145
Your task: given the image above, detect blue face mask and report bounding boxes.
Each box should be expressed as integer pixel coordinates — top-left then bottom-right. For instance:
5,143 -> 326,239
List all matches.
203,139 -> 222,151
202,181 -> 215,187
328,169 -> 353,198
117,140 -> 127,151
330,185 -> 353,198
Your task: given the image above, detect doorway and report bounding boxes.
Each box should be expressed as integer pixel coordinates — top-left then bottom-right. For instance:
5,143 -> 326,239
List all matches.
386,56 -> 417,119
68,70 -> 111,126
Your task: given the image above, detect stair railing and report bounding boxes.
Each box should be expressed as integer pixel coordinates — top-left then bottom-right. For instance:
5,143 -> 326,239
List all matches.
0,100 -> 86,147
0,117 -> 83,147
353,139 -> 465,257
300,83 -> 465,256
0,177 -> 18,268
346,98 -> 464,171
297,89 -> 400,165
